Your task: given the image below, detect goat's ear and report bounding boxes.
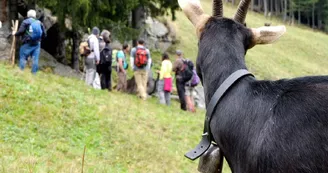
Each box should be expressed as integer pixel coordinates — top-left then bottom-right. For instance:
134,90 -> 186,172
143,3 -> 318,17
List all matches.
250,25 -> 286,46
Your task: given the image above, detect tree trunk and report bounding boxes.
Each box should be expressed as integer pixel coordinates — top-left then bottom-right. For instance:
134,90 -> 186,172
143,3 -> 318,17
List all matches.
291,8 -> 295,25
298,6 -> 301,24
306,11 -> 310,26
283,0 -> 287,22
280,0 -> 284,17
270,0 -> 273,17
275,0 -> 280,15
264,0 -> 269,17
27,0 -> 36,10
289,0 -> 294,25
1,0 -> 7,22
259,0 -> 263,11
71,30 -> 80,71
317,3 -> 322,29
9,0 -> 18,22
312,2 -> 315,29
131,6 -> 143,47
251,0 -> 255,11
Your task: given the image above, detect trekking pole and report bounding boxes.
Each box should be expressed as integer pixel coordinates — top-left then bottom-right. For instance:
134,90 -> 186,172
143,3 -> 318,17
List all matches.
10,20 -> 19,66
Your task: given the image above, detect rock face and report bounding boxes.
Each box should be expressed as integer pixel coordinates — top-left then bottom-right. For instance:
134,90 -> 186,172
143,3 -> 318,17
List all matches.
126,71 -> 158,95
36,7 -> 57,31
194,86 -> 206,109
0,22 -> 11,61
38,49 -> 83,79
140,17 -> 177,52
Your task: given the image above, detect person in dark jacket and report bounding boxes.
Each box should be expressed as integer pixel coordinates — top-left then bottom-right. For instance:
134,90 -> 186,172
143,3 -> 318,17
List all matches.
98,30 -> 112,91
12,9 -> 46,74
173,50 -> 187,111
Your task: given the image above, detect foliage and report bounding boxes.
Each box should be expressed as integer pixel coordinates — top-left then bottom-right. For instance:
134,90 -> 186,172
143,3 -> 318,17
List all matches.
229,0 -> 328,32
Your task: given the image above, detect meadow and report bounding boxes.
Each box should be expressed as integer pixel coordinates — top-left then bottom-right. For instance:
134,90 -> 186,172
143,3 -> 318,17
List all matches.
1,0 -> 328,172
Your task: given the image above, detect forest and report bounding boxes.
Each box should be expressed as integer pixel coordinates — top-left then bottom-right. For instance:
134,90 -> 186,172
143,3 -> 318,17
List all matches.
3,0 -> 328,70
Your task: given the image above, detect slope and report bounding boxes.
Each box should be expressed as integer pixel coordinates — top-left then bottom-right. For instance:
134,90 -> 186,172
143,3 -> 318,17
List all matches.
173,0 -> 328,80
1,0 -> 328,172
0,64 -> 212,172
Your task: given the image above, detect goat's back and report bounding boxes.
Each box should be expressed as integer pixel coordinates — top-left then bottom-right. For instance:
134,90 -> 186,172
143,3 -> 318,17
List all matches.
211,75 -> 328,173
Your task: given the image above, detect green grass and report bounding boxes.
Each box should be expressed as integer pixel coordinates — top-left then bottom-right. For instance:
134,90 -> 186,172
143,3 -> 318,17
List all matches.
0,64 -> 211,172
1,0 -> 328,172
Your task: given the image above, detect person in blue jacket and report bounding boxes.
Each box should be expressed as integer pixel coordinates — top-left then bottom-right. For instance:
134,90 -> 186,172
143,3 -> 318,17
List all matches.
13,9 -> 46,74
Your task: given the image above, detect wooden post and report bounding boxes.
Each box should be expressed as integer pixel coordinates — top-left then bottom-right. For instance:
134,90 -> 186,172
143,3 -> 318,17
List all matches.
10,20 -> 18,66
81,145 -> 86,173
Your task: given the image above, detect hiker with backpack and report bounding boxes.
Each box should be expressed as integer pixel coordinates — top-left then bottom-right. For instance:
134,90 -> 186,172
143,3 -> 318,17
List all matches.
98,30 -> 113,91
130,39 -> 152,100
116,44 -> 130,92
12,9 -> 46,74
157,52 -> 173,105
84,27 -> 101,87
173,50 -> 188,111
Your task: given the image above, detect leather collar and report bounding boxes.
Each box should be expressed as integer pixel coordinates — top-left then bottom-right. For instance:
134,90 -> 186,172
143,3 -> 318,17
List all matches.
185,69 -> 254,160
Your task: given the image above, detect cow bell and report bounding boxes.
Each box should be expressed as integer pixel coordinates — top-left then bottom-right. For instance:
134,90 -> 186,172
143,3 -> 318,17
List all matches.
198,144 -> 223,173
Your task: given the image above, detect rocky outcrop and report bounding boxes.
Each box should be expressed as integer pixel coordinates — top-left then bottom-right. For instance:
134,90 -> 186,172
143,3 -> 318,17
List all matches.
0,22 -> 11,61
140,17 -> 177,52
0,0 -> 11,61
194,86 -> 205,109
38,49 -> 82,79
126,71 -> 158,95
36,7 -> 57,31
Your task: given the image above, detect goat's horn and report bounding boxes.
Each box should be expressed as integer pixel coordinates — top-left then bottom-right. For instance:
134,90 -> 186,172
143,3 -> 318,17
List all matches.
178,0 -> 205,27
213,0 -> 223,17
233,0 -> 252,23
178,0 -> 210,37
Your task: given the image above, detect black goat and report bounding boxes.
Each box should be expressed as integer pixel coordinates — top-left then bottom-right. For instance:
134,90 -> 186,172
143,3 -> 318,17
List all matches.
179,0 -> 328,173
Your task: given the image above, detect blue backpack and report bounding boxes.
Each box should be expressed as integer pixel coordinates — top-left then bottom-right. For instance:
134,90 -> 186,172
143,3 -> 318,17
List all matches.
26,18 -> 43,41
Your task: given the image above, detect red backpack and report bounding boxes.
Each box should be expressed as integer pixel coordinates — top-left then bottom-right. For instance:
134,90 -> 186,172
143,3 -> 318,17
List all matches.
134,47 -> 148,68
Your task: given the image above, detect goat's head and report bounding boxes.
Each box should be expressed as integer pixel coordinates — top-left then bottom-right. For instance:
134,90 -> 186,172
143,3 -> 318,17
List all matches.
179,0 -> 286,89
179,0 -> 286,46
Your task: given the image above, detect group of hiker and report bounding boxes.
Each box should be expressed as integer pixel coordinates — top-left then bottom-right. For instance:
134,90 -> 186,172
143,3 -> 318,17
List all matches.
156,50 -> 200,112
12,9 -> 200,113
81,28 -> 200,112
80,30 -> 152,101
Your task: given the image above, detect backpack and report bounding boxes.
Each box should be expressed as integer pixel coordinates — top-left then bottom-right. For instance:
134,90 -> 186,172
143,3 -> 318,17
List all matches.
134,47 -> 148,68
189,69 -> 200,87
181,59 -> 194,83
79,41 -> 91,56
100,46 -> 112,64
26,18 -> 43,41
116,50 -> 129,70
124,61 -> 129,70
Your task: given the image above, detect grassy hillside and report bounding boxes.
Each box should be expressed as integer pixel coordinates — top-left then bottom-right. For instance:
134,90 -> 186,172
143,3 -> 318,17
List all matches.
0,64 -> 212,172
173,0 -> 328,79
1,0 -> 328,172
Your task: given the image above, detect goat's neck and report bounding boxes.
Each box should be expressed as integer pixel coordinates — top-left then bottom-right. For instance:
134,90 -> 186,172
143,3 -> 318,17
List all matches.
201,54 -> 247,105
